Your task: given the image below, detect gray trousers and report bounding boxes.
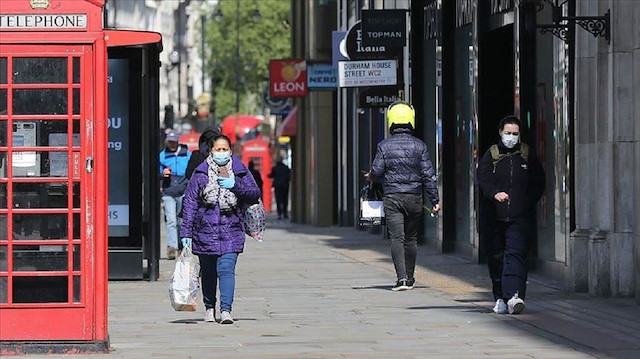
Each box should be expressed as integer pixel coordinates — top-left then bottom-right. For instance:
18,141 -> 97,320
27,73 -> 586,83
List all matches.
383,193 -> 423,281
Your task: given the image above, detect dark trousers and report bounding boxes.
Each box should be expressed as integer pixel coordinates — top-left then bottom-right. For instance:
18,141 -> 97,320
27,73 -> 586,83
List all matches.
482,218 -> 534,301
383,193 -> 423,281
274,185 -> 289,217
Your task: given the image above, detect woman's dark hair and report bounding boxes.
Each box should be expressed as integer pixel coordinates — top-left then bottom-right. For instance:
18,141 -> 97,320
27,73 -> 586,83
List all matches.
499,115 -> 521,131
208,134 -> 232,149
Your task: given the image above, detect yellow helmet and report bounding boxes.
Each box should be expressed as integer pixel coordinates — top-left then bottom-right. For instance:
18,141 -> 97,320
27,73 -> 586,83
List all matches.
386,101 -> 415,130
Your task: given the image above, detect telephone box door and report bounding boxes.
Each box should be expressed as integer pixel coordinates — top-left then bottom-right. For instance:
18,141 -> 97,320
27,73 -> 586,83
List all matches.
0,44 -> 98,340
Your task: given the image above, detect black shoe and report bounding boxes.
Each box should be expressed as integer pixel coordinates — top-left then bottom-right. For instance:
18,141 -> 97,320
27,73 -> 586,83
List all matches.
406,278 -> 415,290
392,279 -> 409,291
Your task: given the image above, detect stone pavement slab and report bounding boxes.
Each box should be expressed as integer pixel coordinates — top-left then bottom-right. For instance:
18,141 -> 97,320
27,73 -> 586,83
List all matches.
17,219 -> 640,359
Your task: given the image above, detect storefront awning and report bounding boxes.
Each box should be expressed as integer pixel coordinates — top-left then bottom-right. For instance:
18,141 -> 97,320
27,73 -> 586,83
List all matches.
276,105 -> 298,137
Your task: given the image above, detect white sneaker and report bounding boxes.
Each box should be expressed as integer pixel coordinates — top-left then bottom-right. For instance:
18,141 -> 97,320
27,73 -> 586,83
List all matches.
220,311 -> 234,324
492,298 -> 507,314
204,308 -> 216,322
507,293 -> 525,314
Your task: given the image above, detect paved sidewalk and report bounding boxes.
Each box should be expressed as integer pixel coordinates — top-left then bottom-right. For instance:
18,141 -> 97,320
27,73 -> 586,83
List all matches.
23,218 -> 640,358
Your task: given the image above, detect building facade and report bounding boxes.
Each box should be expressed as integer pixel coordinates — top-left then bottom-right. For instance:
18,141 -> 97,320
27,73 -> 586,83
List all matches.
290,0 -> 639,302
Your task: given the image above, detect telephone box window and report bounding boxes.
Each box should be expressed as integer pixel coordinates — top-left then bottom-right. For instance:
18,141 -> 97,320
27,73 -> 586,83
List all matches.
12,244 -> 69,272
0,215 -> 6,239
0,89 -> 6,114
13,89 -> 68,115
12,213 -> 69,240
0,57 -> 6,84
73,88 -> 80,114
73,276 -> 81,303
73,57 -> 80,84
73,182 -> 80,208
0,277 -> 6,304
13,57 -> 67,84
0,152 -> 6,178
13,276 -> 67,303
13,182 -> 69,208
73,213 -> 80,239
0,121 -> 6,146
73,245 -> 81,271
0,183 -> 6,207
12,151 -> 69,177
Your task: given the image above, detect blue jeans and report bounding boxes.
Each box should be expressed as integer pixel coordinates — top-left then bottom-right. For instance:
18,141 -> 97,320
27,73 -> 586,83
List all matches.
198,253 -> 239,313
162,194 -> 183,249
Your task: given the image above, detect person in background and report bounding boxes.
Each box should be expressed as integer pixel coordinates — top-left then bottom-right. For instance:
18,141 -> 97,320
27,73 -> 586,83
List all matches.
159,130 -> 191,260
476,115 -> 545,315
248,161 -> 264,199
269,158 -> 291,220
365,101 -> 441,291
180,134 -> 261,324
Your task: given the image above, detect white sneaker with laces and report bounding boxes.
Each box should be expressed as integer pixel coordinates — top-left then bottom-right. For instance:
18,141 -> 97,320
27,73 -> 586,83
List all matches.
507,293 -> 525,314
204,308 -> 216,322
492,298 -> 507,314
220,311 -> 234,324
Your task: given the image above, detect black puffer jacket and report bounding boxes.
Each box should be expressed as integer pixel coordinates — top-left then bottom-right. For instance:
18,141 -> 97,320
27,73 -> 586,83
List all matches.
370,128 -> 439,206
477,141 -> 545,221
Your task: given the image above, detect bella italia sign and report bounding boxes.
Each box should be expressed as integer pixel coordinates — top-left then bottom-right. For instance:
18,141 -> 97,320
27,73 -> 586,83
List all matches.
0,14 -> 88,29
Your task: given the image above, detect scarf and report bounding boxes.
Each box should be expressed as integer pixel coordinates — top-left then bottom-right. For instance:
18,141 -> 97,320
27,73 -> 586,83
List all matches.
202,155 -> 238,210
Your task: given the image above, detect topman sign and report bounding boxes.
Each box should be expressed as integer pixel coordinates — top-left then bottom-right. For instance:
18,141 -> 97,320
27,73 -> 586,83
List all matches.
361,10 -> 407,46
0,14 -> 88,30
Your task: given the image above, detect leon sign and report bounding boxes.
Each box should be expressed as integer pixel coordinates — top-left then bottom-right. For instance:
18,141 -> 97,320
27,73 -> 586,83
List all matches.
270,59 -> 307,98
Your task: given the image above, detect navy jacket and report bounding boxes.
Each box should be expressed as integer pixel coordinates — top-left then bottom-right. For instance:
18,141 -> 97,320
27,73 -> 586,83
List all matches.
370,128 -> 439,206
477,142 -> 545,221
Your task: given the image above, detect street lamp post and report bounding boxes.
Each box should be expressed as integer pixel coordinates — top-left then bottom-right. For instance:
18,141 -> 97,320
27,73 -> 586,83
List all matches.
235,0 -> 240,144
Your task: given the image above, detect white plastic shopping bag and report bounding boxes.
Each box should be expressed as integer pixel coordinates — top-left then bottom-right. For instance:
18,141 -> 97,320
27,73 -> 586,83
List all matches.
168,246 -> 200,311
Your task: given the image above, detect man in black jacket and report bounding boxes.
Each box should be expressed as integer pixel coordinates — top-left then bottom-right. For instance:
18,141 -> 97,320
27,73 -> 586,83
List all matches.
269,159 -> 291,219
477,115 -> 545,314
366,101 -> 441,291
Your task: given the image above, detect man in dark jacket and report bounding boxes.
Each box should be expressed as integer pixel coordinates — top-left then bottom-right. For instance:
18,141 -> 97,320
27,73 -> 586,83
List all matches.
269,159 -> 291,219
477,115 -> 545,315
366,101 -> 441,291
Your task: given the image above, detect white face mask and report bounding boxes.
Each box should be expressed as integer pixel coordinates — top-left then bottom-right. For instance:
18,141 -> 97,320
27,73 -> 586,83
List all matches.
501,133 -> 519,149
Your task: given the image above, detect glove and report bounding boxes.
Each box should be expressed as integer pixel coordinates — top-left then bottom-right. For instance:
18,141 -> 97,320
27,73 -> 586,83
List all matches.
181,237 -> 192,248
217,177 -> 235,189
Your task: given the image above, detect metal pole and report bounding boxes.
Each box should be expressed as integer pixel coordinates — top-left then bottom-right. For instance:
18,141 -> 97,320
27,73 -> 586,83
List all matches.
201,14 -> 206,94
235,0 -> 240,143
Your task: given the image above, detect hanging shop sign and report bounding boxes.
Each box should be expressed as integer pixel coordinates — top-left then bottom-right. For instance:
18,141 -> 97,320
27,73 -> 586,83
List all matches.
269,59 -> 307,98
425,1 -> 441,40
307,63 -> 337,90
361,10 -> 406,46
338,59 -> 397,88
456,0 -> 473,28
491,0 -> 514,15
332,31 -> 348,67
343,21 -> 400,60
359,86 -> 401,108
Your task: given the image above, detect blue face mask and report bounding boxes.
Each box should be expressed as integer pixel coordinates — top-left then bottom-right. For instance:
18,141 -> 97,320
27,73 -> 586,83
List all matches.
212,151 -> 231,165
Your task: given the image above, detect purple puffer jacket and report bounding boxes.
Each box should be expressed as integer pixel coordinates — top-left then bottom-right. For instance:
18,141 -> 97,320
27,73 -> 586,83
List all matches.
180,156 -> 261,255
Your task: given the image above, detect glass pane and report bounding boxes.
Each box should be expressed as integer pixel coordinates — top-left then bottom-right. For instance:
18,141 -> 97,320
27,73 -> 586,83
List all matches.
13,214 -> 68,240
73,213 -> 80,239
13,245 -> 68,271
0,121 -> 6,146
13,182 -> 68,209
13,58 -> 67,84
12,151 -> 68,177
73,245 -> 80,271
0,151 -> 6,179
0,57 -> 7,84
0,215 -> 6,240
0,89 -> 6,115
0,277 -> 6,303
13,89 -> 68,115
12,120 -> 78,147
0,183 -> 5,207
73,88 -> 80,114
73,182 -> 80,208
0,152 -> 6,178
73,275 -> 80,302
73,58 -> 80,84
13,276 -> 67,303
0,246 -> 6,270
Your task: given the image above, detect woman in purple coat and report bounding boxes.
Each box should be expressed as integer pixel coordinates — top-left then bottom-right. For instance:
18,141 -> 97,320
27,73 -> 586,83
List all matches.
180,134 -> 261,324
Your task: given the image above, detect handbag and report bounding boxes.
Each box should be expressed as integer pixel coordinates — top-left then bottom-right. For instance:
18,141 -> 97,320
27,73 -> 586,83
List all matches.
168,247 -> 199,311
241,198 -> 266,242
359,182 -> 385,226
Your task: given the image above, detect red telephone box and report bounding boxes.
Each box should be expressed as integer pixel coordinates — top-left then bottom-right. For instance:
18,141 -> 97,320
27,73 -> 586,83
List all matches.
0,0 -> 160,353
242,138 -> 272,212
